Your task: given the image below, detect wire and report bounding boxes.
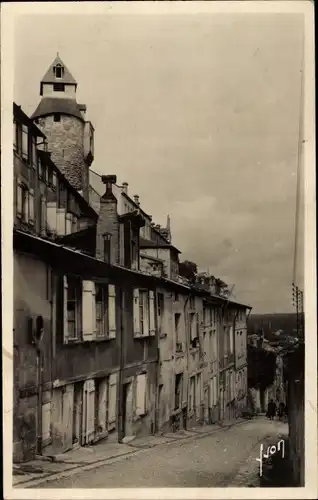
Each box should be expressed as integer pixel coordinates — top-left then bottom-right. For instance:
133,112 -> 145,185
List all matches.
292,32 -> 305,287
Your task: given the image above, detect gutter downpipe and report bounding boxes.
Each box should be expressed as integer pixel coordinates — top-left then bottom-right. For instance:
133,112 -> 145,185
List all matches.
184,291 -> 191,430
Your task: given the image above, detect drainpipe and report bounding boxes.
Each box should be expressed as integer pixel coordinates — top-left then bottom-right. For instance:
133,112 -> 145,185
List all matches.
184,292 -> 191,429
32,316 -> 44,456
118,286 -> 125,443
36,346 -> 43,455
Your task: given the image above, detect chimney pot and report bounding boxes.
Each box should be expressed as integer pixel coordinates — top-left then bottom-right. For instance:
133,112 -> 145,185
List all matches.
133,195 -> 140,206
121,182 -> 128,194
102,174 -> 117,185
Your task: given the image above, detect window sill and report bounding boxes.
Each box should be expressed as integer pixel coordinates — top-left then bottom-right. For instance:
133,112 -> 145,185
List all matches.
159,333 -> 167,339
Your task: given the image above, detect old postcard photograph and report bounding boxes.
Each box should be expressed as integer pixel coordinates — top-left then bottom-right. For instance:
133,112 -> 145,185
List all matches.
1,1 -> 316,499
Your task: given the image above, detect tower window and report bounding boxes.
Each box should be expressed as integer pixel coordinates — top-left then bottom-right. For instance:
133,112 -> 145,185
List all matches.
54,64 -> 64,79
53,83 -> 65,92
54,113 -> 61,122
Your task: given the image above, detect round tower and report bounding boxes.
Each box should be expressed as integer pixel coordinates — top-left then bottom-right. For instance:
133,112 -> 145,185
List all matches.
31,54 -> 94,200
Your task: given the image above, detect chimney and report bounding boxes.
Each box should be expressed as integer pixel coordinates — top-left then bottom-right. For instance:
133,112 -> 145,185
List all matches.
122,182 -> 128,195
96,175 -> 119,264
133,195 -> 140,206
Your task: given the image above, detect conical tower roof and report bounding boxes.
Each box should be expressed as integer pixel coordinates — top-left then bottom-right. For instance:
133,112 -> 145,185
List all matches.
41,53 -> 77,85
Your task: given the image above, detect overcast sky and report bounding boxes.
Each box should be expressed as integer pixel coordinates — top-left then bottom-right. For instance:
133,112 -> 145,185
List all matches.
14,11 -> 305,313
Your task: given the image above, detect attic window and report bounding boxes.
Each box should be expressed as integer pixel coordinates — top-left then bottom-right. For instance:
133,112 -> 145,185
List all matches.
53,83 -> 65,92
54,64 -> 64,79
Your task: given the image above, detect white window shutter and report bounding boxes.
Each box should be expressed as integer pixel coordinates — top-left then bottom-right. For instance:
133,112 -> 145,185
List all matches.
83,379 -> 96,444
16,183 -> 23,218
133,288 -> 140,337
57,208 -> 66,236
82,280 -> 95,341
136,373 -> 146,416
47,202 -> 57,234
63,276 -> 68,343
28,189 -> 35,224
108,373 -> 117,426
108,284 -> 116,339
148,291 -> 155,336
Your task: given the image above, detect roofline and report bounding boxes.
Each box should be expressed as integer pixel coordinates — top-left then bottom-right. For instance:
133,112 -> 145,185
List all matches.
140,242 -> 181,254
13,102 -> 46,138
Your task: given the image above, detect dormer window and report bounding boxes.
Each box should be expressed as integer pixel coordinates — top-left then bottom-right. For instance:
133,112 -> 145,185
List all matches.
54,64 -> 64,79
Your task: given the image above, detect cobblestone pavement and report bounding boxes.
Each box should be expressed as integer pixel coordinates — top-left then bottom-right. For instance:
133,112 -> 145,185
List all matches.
40,418 -> 288,488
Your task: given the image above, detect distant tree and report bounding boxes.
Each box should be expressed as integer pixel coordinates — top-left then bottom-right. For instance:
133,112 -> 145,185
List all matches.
179,260 -> 198,283
247,344 -> 277,390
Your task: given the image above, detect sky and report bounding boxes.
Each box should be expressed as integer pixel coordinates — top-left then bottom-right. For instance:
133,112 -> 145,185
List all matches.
14,10 -> 305,313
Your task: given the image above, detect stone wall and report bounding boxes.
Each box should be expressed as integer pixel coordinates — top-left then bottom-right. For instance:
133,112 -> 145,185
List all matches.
37,115 -> 88,197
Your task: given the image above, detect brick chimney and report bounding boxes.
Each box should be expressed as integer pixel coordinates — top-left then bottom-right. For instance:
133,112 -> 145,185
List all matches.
96,175 -> 119,264
133,195 -> 140,206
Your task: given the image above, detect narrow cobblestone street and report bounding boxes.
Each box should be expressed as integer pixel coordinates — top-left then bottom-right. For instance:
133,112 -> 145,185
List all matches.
38,418 -> 287,488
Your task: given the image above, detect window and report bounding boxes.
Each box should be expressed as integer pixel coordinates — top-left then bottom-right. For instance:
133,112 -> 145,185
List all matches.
175,313 -> 181,349
139,290 -> 147,335
157,292 -> 164,333
174,292 -> 179,302
40,196 -> 47,234
133,289 -> 155,337
96,285 -> 108,338
66,276 -> 82,340
203,307 -> 206,326
22,124 -> 28,160
54,64 -> 64,79
189,376 -> 195,411
28,189 -> 35,225
54,113 -> 61,122
174,374 -> 183,410
196,373 -> 202,407
189,295 -> 195,309
52,171 -> 57,189
16,182 -> 29,222
31,137 -> 37,168
189,312 -> 196,343
210,308 -> 213,326
53,83 -> 65,92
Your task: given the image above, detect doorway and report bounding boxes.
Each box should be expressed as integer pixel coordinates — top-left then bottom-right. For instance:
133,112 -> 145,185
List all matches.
122,381 -> 133,438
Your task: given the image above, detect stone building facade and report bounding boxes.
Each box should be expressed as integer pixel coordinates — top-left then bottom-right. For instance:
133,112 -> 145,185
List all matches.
13,55 -> 252,463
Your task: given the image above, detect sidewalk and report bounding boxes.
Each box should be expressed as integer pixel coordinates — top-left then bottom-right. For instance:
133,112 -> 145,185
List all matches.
13,417 -> 247,488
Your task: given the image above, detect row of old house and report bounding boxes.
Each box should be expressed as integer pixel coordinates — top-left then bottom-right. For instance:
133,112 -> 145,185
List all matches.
13,55 -> 251,463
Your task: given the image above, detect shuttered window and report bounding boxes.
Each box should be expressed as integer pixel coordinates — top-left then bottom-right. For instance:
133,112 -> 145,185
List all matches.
28,189 -> 35,225
96,284 -> 108,338
22,124 -> 29,160
149,291 -> 156,336
133,289 -> 140,337
65,276 -> 82,342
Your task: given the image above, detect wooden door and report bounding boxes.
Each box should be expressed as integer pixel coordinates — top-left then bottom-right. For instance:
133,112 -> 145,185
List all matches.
62,384 -> 74,452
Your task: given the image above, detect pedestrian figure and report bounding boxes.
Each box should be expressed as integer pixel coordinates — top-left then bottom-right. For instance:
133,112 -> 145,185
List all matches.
266,399 -> 276,420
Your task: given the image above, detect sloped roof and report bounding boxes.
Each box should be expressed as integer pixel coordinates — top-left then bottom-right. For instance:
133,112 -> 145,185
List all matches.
140,237 -> 181,254
41,54 -> 77,85
31,97 -> 84,121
